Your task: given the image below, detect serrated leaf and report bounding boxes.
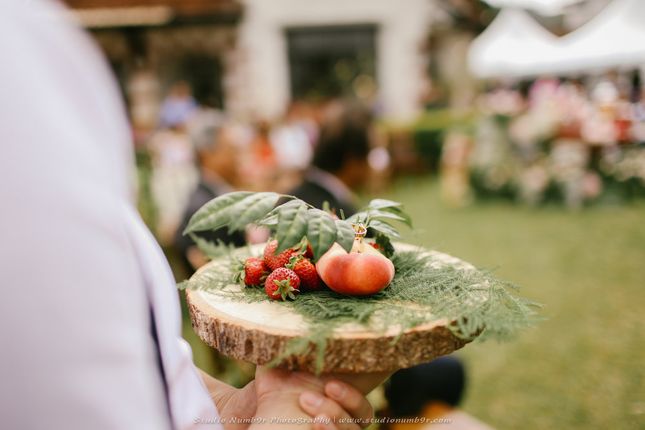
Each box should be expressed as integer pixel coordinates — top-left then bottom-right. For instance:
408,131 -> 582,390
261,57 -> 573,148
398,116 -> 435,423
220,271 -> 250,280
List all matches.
258,213 -> 278,226
368,219 -> 401,238
306,209 -> 337,260
379,206 -> 413,227
262,197 -> 294,219
346,211 -> 369,225
275,201 -> 308,252
367,209 -> 408,224
227,192 -> 281,232
367,198 -> 402,210
184,191 -> 253,233
335,220 -> 355,252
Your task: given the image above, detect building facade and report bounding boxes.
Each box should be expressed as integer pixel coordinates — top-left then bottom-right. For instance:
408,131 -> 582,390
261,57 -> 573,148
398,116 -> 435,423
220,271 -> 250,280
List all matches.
66,0 -> 435,125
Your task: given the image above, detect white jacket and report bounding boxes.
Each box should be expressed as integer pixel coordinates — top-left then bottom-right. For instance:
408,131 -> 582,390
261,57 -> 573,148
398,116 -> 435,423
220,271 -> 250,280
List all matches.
0,2 -> 219,429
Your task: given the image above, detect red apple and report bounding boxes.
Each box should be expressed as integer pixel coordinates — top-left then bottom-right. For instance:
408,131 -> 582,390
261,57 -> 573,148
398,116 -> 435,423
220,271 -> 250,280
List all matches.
316,241 -> 395,296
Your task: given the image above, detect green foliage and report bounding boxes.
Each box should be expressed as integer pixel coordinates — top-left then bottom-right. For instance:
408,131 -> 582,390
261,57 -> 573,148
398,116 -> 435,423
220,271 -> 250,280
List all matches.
228,192 -> 281,232
367,219 -> 400,238
305,209 -> 337,260
184,191 -> 282,235
375,232 -> 395,258
184,192 -> 255,233
347,199 -> 412,246
177,258 -> 235,291
182,191 -> 413,262
181,246 -> 540,373
334,219 -> 355,252
274,200 -> 309,253
188,234 -> 238,260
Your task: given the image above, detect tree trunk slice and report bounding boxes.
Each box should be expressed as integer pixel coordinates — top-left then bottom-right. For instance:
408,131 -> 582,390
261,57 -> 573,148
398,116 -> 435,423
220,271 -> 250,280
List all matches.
186,244 -> 478,374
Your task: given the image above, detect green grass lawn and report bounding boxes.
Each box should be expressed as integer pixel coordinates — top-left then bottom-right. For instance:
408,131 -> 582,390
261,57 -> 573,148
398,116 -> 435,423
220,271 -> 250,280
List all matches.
383,178 -> 645,430
180,177 -> 645,429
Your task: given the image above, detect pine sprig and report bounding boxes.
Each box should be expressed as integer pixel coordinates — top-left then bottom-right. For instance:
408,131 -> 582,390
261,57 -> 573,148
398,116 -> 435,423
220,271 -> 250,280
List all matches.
188,234 -> 238,260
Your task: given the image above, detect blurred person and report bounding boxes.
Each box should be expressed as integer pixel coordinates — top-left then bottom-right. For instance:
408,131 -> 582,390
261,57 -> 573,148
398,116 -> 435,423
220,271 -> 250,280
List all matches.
631,88 -> 645,143
159,81 -> 198,129
175,120 -> 246,272
270,103 -> 316,192
383,357 -> 494,430
288,104 -> 372,216
440,131 -> 472,208
238,120 -> 279,191
287,100 -> 320,146
0,3 -> 376,430
147,85 -> 199,244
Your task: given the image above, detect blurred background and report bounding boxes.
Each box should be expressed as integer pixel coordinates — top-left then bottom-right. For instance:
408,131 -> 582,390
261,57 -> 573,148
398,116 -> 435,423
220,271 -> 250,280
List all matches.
64,0 -> 644,428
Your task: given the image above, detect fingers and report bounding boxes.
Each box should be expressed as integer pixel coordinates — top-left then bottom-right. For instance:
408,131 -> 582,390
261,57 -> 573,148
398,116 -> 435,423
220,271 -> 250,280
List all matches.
299,392 -> 361,430
324,381 -> 373,427
312,414 -> 339,430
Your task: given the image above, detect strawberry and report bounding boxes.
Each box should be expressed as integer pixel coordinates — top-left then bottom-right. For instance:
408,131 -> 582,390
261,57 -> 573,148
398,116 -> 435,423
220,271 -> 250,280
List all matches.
369,242 -> 383,252
287,256 -> 321,291
264,268 -> 300,301
243,257 -> 268,287
263,240 -> 299,271
304,243 -> 314,259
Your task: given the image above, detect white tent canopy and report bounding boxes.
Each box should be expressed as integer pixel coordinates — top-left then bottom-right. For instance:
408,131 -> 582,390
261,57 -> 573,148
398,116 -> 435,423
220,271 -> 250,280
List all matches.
468,8 -> 560,78
543,0 -> 645,75
470,0 -> 645,78
483,0 -> 583,16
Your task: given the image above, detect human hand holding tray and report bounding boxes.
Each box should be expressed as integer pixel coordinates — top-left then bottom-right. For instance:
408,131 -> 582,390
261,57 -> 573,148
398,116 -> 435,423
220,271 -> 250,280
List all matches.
179,192 -> 539,381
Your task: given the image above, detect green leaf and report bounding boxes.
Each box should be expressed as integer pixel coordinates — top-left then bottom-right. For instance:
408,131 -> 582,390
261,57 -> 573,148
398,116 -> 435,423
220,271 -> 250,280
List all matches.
184,191 -> 253,233
379,206 -> 413,227
367,209 -> 408,224
275,200 -> 309,252
335,220 -> 355,252
367,198 -> 402,210
258,213 -> 278,226
228,192 -> 281,233
306,209 -> 337,260
185,191 -> 280,234
375,232 -> 395,258
345,211 -> 368,225
363,198 -> 412,228
368,219 -> 401,238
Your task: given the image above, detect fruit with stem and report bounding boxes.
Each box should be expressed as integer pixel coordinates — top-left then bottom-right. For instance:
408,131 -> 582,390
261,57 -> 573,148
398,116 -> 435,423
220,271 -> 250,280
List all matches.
316,224 -> 395,296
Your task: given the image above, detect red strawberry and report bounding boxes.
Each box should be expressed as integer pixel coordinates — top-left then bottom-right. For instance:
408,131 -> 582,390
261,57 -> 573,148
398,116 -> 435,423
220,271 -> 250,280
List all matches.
263,240 -> 299,271
287,256 -> 321,291
369,242 -> 383,252
304,243 -> 314,259
264,268 -> 300,301
243,257 -> 268,287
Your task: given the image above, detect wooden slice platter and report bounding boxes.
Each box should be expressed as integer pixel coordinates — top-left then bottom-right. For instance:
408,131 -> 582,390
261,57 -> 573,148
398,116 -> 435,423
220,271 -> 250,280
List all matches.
186,245 -> 478,374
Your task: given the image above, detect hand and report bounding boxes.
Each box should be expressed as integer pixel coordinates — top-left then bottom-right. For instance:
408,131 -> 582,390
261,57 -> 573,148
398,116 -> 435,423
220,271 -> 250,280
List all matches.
296,371 -> 391,430
201,366 -> 380,430
199,370 -> 257,430
298,380 -> 374,430
252,366 -> 374,430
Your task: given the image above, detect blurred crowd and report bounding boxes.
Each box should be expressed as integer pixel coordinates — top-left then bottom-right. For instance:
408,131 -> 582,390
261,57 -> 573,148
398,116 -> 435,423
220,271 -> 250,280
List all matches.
446,71 -> 645,208
141,81 -> 389,271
